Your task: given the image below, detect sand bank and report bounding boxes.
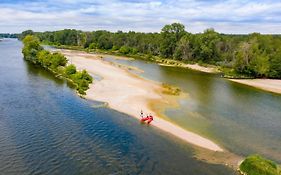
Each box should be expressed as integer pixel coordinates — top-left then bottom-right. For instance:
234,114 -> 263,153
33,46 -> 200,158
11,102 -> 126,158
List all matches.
159,62 -> 219,73
183,64 -> 219,73
229,79 -> 281,94
59,49 -> 223,152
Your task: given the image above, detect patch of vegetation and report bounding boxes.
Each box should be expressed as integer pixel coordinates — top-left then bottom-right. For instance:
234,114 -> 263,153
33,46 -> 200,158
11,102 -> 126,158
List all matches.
22,35 -> 93,95
21,23 -> 281,79
239,155 -> 281,175
162,83 -> 181,96
221,67 -> 255,79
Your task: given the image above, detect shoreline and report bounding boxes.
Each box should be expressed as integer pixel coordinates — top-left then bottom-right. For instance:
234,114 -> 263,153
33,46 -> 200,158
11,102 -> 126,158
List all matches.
158,62 -> 219,73
229,79 -> 281,95
49,46 -> 281,95
49,45 -> 220,74
59,49 -> 224,152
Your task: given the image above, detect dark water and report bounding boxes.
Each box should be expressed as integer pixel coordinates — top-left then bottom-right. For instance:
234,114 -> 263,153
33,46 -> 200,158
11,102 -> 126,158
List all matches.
0,40 -> 235,174
103,56 -> 281,163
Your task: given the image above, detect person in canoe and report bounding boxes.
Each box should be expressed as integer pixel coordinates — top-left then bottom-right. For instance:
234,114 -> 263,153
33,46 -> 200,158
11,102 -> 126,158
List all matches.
140,110 -> 144,119
140,111 -> 154,124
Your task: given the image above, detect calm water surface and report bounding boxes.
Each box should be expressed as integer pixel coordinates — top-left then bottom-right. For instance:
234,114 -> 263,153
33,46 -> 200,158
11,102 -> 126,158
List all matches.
103,55 -> 281,163
0,40 -> 235,174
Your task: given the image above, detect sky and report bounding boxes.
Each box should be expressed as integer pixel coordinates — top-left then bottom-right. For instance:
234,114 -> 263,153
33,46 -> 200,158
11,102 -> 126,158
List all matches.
0,0 -> 281,34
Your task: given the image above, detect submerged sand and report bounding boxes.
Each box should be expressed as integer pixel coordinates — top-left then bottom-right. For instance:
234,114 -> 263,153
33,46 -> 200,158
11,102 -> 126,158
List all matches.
59,49 -> 223,152
229,79 -> 281,94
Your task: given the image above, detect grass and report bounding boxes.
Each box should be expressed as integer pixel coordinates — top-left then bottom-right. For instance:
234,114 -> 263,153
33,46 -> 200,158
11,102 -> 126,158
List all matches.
221,67 -> 255,79
162,83 -> 181,96
239,155 -> 281,175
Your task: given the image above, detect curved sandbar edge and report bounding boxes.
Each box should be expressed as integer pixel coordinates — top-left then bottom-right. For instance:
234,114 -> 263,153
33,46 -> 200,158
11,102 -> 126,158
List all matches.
59,49 -> 224,152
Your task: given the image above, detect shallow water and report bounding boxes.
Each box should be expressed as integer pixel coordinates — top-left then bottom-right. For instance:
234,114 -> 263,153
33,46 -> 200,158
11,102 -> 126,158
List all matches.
0,39 -> 235,174
103,56 -> 281,163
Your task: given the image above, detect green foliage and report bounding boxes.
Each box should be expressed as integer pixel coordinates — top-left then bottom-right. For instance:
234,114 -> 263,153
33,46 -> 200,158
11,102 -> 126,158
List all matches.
252,54 -> 270,77
49,52 -> 67,70
20,30 -> 34,40
37,50 -> 52,67
65,64 -> 77,76
22,35 -> 43,64
22,35 -> 93,95
70,70 -> 93,94
119,46 -> 131,54
32,23 -> 281,78
162,83 -> 181,96
37,50 -> 67,70
268,50 -> 281,78
239,155 -> 281,175
160,23 -> 186,58
174,34 -> 194,61
88,43 -> 97,49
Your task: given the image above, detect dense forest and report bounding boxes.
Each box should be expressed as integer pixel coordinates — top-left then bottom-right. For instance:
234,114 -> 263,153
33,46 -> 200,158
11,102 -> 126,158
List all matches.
20,23 -> 281,78
22,35 -> 93,95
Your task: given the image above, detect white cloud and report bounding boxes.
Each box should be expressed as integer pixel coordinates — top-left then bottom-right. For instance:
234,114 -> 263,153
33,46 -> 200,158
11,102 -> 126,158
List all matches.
1,0 -> 281,34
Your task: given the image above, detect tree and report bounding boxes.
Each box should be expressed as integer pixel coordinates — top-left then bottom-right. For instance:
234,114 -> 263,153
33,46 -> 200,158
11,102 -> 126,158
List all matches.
252,54 -> 270,77
194,28 -> 221,63
65,64 -> 77,76
49,52 -> 67,70
20,30 -> 34,40
173,34 -> 194,61
160,23 -> 186,58
97,34 -> 113,50
268,49 -> 281,78
22,35 -> 43,64
119,46 -> 130,54
37,50 -> 52,67
30,23 -> 281,79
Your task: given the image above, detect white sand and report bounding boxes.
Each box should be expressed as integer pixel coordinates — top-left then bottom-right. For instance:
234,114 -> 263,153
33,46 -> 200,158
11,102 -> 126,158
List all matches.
60,50 -> 224,152
160,63 -> 219,73
184,64 -> 219,73
229,79 -> 281,94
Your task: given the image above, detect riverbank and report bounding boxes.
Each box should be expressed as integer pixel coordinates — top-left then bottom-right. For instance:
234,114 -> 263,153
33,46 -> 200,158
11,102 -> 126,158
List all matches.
157,60 -> 219,73
58,49 -> 224,152
50,45 -> 220,74
229,79 -> 281,95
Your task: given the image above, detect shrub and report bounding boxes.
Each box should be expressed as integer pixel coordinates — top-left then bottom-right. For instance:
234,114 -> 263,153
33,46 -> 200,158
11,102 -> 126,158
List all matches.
22,35 -> 93,95
119,46 -> 131,54
65,64 -> 77,76
239,155 -> 281,175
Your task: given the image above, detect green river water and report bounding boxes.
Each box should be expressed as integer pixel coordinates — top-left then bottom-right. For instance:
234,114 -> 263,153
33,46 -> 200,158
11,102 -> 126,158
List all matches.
103,55 -> 281,163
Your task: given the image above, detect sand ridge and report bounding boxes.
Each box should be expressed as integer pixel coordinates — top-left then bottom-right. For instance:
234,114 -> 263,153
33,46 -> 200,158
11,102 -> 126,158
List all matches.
229,79 -> 281,94
59,49 -> 224,152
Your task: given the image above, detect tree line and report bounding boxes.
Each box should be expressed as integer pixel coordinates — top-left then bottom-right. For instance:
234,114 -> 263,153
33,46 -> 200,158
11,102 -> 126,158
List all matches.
21,23 -> 281,78
0,33 -> 18,38
22,35 -> 93,95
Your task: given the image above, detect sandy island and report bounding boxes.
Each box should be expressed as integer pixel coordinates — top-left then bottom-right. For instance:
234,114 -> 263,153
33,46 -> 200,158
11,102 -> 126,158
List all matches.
59,49 -> 224,152
159,62 -> 219,73
229,79 -> 281,94
183,64 -> 219,73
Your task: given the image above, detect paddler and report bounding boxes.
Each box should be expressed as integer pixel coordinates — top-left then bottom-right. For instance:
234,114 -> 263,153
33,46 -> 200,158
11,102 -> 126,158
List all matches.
140,110 -> 144,118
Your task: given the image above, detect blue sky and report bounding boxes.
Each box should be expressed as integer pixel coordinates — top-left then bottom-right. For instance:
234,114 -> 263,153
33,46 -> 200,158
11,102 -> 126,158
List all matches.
0,0 -> 281,34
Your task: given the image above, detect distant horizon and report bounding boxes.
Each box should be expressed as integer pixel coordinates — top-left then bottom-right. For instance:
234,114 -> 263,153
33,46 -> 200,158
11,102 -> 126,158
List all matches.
1,0 -> 281,34
1,27 -> 281,35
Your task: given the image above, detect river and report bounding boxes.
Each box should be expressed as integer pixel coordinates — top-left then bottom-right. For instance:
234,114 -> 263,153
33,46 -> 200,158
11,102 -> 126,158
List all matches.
0,40 -> 237,174
103,54 -> 281,163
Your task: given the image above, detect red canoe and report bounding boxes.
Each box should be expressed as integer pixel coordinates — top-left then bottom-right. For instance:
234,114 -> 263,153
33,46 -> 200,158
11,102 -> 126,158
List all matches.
140,116 -> 154,124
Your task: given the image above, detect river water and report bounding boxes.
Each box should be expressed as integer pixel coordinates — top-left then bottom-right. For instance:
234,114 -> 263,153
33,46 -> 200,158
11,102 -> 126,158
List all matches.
103,55 -> 281,163
0,40 -> 237,174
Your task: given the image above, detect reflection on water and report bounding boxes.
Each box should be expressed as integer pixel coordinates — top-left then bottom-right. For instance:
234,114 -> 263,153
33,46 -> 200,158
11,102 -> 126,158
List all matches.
103,56 -> 281,163
0,40 -> 235,174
